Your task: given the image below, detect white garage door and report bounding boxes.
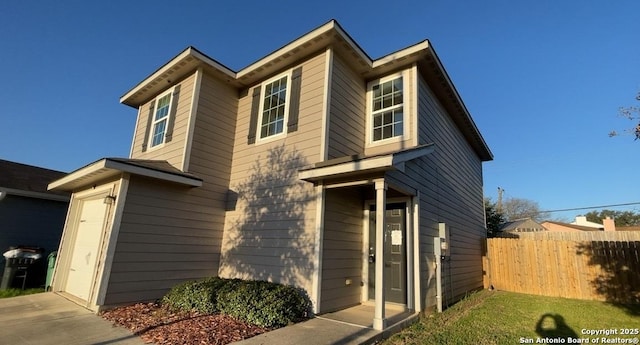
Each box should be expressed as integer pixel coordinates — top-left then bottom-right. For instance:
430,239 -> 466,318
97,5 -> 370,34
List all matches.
65,198 -> 107,301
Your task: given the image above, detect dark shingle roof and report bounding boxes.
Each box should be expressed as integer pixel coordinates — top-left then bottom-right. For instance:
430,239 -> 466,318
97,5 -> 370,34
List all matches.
498,218 -> 547,233
0,159 -> 69,197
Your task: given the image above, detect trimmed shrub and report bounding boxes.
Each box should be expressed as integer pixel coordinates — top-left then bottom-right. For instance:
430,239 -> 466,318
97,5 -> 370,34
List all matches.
216,280 -> 311,328
161,277 -> 227,314
161,277 -> 311,329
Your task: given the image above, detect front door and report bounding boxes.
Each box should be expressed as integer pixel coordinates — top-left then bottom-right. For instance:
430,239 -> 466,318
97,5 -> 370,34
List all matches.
65,198 -> 107,301
368,202 -> 407,304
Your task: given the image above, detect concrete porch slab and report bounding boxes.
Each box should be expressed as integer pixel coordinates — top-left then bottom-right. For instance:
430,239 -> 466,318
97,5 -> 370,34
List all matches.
233,304 -> 420,345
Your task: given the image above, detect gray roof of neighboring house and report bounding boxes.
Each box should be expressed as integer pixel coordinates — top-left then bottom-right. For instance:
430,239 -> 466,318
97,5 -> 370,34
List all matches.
0,159 -> 70,199
498,218 -> 547,233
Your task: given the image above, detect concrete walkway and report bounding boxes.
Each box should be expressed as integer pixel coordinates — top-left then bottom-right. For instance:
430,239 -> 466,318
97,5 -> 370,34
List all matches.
0,293 -> 418,345
0,292 -> 146,345
233,305 -> 420,345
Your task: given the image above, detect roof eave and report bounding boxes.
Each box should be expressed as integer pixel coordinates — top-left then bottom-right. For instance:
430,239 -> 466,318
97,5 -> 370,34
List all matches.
298,144 -> 434,182
48,158 -> 202,192
120,47 -> 237,107
422,43 -> 493,161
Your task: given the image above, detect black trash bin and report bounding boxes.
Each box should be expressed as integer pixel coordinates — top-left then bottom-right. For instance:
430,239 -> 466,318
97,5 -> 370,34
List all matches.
0,246 -> 44,290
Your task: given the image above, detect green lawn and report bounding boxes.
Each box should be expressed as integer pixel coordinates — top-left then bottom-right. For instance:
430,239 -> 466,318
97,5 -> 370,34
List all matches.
384,290 -> 640,345
0,288 -> 45,299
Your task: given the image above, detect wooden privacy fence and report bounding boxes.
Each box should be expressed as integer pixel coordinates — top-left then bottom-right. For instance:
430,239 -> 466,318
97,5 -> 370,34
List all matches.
484,236 -> 640,304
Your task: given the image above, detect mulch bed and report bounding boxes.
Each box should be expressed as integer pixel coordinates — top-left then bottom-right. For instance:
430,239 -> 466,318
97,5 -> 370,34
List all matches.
101,302 -> 268,345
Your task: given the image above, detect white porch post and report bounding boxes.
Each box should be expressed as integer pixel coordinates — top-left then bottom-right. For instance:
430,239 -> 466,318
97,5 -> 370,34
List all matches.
373,179 -> 387,330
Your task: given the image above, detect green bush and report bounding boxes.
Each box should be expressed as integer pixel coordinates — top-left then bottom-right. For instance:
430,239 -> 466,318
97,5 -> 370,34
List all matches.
161,277 -> 311,328
161,277 -> 227,314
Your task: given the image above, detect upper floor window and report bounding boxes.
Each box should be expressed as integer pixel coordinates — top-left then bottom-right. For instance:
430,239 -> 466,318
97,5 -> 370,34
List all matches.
247,67 -> 302,145
140,85 -> 180,153
259,75 -> 289,139
371,76 -> 404,142
150,91 -> 173,148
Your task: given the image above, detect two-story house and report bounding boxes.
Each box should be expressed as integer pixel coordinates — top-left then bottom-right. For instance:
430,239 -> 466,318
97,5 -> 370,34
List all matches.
48,20 -> 492,330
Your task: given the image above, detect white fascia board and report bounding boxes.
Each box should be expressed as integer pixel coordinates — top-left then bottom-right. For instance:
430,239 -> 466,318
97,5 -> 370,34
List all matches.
298,144 -> 435,182
391,144 -> 435,166
372,41 -> 429,69
48,159 -> 110,190
48,159 -> 202,191
298,155 -> 394,181
120,47 -> 236,104
237,21 -> 373,79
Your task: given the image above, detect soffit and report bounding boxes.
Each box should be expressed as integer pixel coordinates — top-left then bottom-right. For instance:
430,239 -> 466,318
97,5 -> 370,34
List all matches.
298,144 -> 434,183
48,158 -> 202,192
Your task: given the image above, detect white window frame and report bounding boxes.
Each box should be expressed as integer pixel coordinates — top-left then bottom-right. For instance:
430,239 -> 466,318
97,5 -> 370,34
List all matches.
366,71 -> 409,146
148,88 -> 174,150
256,71 -> 292,143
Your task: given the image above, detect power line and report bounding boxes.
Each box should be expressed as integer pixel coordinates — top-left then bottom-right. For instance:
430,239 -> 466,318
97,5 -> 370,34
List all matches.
541,202 -> 640,213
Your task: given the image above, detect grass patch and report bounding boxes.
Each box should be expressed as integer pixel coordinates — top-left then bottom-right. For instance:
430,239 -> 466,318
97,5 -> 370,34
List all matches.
384,290 -> 639,345
0,288 -> 45,299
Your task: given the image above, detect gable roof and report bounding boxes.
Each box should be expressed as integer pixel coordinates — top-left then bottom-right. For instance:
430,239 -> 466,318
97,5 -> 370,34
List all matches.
120,20 -> 493,162
498,218 -> 547,233
48,158 -> 202,192
0,159 -> 69,201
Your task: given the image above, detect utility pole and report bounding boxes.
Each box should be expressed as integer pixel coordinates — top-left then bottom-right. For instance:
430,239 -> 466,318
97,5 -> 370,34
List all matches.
497,187 -> 504,213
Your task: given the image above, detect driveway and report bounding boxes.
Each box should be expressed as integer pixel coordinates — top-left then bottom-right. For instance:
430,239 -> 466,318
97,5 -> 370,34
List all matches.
0,292 -> 146,345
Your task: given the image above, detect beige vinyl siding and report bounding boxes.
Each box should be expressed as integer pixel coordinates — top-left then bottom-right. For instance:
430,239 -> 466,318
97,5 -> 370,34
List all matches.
183,70 -> 238,233
130,73 -> 196,169
320,188 -> 364,313
218,52 -> 327,295
387,73 -> 484,311
104,175 -> 220,305
327,54 -> 366,159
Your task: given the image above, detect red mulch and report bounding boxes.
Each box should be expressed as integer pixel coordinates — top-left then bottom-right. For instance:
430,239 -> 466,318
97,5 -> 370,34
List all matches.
100,302 -> 268,345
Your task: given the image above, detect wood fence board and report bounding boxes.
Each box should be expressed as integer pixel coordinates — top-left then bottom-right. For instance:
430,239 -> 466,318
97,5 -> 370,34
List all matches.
485,236 -> 640,304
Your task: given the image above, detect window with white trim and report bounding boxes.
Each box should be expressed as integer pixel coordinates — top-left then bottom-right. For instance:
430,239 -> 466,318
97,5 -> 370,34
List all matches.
370,76 -> 404,142
258,74 -> 289,139
149,91 -> 172,148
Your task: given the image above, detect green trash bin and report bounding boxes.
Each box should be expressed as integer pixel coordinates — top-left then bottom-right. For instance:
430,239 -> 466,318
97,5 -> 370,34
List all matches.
45,251 -> 57,291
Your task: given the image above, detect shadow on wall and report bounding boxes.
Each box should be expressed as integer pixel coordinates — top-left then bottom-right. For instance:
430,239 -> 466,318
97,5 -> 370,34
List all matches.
576,241 -> 640,316
220,144 -> 315,289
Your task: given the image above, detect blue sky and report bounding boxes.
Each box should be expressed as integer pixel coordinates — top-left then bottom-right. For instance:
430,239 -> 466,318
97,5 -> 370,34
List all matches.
1,1 -> 638,220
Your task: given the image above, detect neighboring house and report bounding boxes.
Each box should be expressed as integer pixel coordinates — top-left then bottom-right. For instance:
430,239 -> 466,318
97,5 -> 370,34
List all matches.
571,215 -> 606,229
48,20 -> 492,329
541,221 -> 602,232
496,218 -> 546,236
542,216 -> 616,232
0,159 -> 70,277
